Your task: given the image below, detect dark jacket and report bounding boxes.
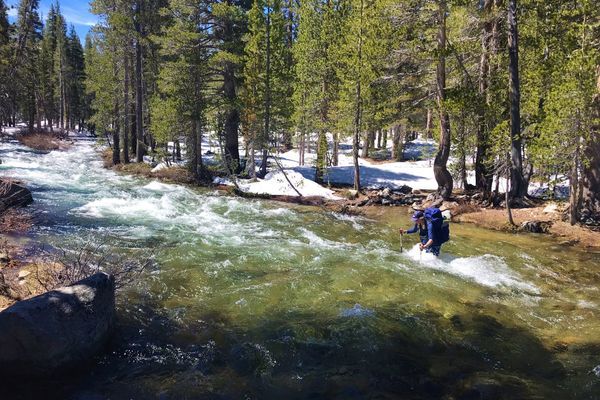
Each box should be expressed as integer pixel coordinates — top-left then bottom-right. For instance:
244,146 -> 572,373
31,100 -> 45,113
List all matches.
406,222 -> 433,244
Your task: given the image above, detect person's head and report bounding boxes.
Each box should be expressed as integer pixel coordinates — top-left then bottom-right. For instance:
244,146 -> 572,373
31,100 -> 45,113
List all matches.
411,211 -> 424,223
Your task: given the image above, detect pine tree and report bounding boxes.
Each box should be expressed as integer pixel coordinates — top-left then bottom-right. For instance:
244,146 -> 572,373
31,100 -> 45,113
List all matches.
52,11 -> 68,130
293,0 -> 345,182
39,4 -> 59,130
211,0 -> 250,173
13,0 -> 42,133
152,0 -> 212,178
0,0 -> 11,129
241,0 -> 293,178
66,26 -> 85,130
335,0 -> 391,190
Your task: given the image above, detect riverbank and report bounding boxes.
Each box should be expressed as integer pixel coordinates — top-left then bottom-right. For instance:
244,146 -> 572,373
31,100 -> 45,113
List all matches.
455,205 -> 600,249
101,150 -> 600,250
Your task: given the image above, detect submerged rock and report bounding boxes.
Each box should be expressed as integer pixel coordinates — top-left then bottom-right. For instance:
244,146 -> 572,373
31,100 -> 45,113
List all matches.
0,272 -> 116,377
520,220 -> 552,233
339,304 -> 375,318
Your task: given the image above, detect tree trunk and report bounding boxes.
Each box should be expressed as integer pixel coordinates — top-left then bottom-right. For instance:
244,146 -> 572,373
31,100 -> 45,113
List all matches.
112,101 -> 121,166
475,0 -> 493,194
458,111 -> 467,189
247,139 -> 256,180
135,1 -> 144,163
175,139 -> 181,161
223,5 -> 240,172
315,130 -> 327,184
434,0 -> 453,200
259,7 -> 272,179
353,0 -> 364,191
506,156 -> 515,226
123,50 -> 130,164
425,108 -> 433,139
35,94 -> 42,131
190,123 -> 198,178
130,101 -> 136,157
196,119 -> 203,169
569,149 -> 580,225
579,69 -> 600,224
332,132 -> 339,166
361,131 -> 369,158
393,125 -> 405,162
299,131 -> 305,166
382,129 -> 388,149
508,0 -> 526,202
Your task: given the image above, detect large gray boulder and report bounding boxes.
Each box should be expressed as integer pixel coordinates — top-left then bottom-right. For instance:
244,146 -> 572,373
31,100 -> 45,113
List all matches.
0,180 -> 33,213
0,273 -> 116,376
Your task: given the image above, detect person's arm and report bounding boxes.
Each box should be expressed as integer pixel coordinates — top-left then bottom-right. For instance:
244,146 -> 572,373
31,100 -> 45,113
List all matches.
420,221 -> 434,249
401,224 -> 419,234
420,239 -> 434,250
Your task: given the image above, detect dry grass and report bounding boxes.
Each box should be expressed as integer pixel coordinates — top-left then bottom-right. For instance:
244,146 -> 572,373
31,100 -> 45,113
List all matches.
452,202 -> 482,216
152,166 -> 195,184
114,162 -> 153,176
455,206 -> 600,249
18,131 -> 70,152
106,153 -> 196,185
0,177 -> 18,196
0,208 -> 33,233
101,148 -> 114,168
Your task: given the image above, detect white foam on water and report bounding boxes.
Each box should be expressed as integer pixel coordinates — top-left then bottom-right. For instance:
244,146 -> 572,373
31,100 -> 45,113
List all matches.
73,195 -> 177,221
577,300 -> 597,309
339,304 -> 375,318
298,227 -> 346,249
331,212 -> 366,230
405,244 -> 539,293
143,181 -> 177,192
262,207 -> 293,217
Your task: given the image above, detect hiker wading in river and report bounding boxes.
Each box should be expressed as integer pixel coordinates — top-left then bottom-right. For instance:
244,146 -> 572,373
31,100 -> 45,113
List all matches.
399,209 -> 450,257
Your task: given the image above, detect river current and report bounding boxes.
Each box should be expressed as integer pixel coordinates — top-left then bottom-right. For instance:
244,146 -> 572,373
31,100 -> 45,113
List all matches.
1,137 -> 599,399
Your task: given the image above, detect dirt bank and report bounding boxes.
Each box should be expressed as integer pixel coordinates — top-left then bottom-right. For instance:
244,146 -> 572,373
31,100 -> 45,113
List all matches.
17,132 -> 72,152
455,205 -> 600,249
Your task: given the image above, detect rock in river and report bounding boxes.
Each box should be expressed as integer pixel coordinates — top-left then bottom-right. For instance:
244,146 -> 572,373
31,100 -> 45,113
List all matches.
0,273 -> 116,377
0,180 -> 33,212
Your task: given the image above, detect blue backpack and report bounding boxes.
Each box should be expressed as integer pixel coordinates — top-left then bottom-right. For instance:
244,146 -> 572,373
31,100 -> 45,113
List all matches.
424,207 -> 450,245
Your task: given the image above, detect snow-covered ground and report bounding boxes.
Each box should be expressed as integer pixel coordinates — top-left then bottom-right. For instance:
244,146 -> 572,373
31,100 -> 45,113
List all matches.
278,139 -> 439,191
235,171 -> 341,200
2,124 -> 569,201
212,138 -> 441,198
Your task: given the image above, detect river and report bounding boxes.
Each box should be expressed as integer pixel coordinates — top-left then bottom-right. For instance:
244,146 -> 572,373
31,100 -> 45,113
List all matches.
1,137 -> 599,399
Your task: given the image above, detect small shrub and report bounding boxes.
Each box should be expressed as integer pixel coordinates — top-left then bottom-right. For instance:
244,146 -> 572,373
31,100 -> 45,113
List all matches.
101,148 -> 113,168
114,162 -> 153,176
17,130 -> 70,152
35,241 -> 156,291
152,166 -> 195,184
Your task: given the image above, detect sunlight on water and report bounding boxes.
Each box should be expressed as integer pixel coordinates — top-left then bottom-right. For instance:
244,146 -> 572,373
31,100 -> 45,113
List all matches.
2,138 -> 600,399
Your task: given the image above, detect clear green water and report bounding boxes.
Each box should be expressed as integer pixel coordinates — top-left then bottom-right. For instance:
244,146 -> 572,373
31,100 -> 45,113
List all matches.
1,139 -> 600,399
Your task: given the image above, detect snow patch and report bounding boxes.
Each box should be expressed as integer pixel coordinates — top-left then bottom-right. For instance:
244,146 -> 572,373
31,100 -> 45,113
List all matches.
238,170 -> 342,200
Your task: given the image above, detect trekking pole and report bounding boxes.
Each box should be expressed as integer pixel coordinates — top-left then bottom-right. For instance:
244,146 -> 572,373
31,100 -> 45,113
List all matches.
400,232 -> 404,253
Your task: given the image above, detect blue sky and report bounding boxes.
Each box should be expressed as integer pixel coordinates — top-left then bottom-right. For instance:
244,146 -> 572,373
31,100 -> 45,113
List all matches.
6,0 -> 98,41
